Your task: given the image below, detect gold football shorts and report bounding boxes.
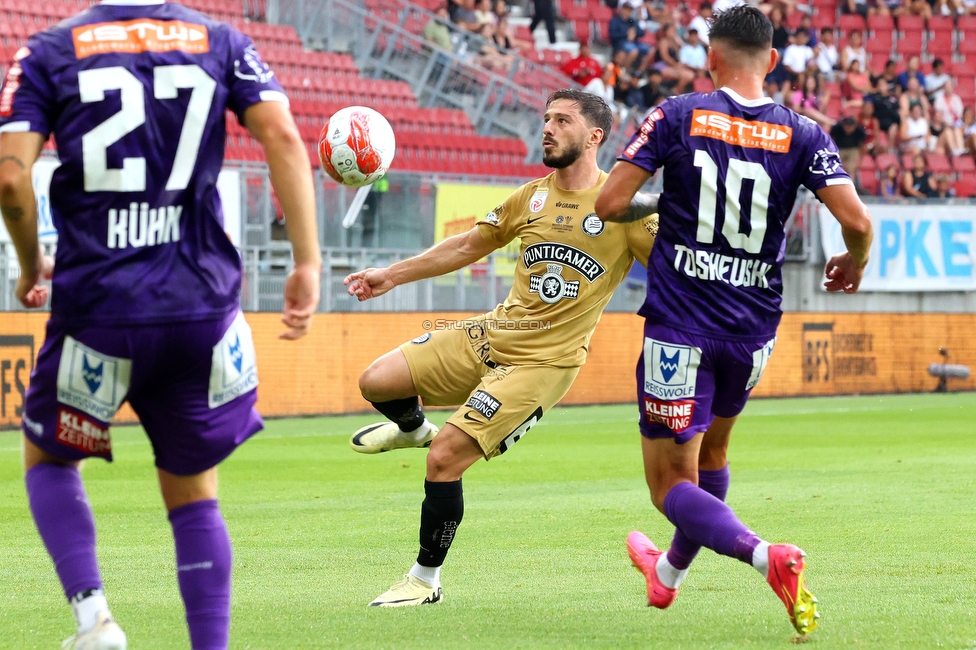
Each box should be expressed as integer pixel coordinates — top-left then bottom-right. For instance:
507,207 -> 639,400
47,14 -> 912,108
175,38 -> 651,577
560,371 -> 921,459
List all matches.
399,317 -> 578,459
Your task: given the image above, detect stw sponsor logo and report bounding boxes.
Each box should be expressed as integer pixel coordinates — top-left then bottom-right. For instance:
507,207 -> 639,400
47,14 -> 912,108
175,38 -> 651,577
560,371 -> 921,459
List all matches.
689,110 -> 792,153
73,20 -> 209,58
644,398 -> 694,433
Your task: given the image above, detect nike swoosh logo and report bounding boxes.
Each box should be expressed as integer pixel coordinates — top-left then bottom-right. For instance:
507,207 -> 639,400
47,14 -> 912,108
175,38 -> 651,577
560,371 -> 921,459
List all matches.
463,413 -> 484,423
526,216 -> 544,224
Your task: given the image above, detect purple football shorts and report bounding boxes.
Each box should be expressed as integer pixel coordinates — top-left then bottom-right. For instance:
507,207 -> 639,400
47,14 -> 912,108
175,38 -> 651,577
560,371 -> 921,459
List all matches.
22,309 -> 262,475
637,321 -> 776,444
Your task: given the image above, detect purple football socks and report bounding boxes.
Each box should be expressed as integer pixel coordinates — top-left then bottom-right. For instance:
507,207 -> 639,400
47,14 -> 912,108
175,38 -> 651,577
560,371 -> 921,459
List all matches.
666,465 -> 731,570
25,464 -> 103,601
169,499 -> 233,650
663,480 -> 761,565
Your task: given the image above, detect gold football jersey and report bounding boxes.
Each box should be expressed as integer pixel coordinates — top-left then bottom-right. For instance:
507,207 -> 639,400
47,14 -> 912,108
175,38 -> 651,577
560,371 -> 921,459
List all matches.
476,171 -> 657,367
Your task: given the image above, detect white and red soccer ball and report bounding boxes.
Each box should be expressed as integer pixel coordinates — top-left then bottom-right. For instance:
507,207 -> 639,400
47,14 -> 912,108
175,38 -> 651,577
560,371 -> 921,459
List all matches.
318,106 -> 396,187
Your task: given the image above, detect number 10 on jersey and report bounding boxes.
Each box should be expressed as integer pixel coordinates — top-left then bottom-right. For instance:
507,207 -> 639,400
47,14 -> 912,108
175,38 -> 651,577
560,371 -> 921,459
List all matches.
693,149 -> 771,255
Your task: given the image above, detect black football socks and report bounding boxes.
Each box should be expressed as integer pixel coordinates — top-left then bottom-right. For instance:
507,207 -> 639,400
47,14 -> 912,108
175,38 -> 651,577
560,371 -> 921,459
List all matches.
417,479 -> 464,568
370,396 -> 425,432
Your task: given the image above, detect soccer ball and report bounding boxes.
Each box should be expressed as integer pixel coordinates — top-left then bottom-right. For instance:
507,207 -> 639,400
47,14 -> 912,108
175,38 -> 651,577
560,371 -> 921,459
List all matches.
318,106 -> 396,187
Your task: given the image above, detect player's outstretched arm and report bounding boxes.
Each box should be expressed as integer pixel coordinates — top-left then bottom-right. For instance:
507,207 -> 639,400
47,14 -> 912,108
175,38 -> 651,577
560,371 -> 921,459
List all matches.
0,131 -> 51,309
816,183 -> 873,294
244,101 -> 322,340
344,227 -> 498,302
594,161 -> 658,223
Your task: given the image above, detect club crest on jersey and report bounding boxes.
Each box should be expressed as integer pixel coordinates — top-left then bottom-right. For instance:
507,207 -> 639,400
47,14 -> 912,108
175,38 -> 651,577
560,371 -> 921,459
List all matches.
522,242 -> 606,282
690,109 -> 792,153
582,213 -> 604,236
56,337 -> 131,423
528,188 -> 549,213
529,264 -> 580,304
643,338 -> 701,400
809,148 -> 842,176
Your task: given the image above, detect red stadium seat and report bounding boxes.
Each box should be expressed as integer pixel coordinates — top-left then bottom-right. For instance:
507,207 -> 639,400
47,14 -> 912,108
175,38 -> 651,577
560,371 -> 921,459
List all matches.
952,155 -> 976,173
927,153 -> 952,174
927,15 -> 954,32
896,15 -> 925,32
955,76 -> 976,103
693,77 -> 714,93
838,14 -> 866,35
867,14 -> 894,32
859,170 -> 879,195
875,152 -> 899,172
866,32 -> 893,55
927,31 -> 953,58
896,30 -> 923,56
953,175 -> 976,198
958,38 -> 976,56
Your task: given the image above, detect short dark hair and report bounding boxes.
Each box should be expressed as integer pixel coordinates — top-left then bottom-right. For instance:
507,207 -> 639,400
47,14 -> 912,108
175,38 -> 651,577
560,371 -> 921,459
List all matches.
546,89 -> 613,145
820,27 -> 832,35
700,1 -> 712,8
933,57 -> 944,67
708,5 -> 773,54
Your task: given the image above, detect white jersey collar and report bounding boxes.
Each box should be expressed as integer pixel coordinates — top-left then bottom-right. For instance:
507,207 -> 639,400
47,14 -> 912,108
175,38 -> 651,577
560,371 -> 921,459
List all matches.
100,0 -> 166,5
720,87 -> 773,107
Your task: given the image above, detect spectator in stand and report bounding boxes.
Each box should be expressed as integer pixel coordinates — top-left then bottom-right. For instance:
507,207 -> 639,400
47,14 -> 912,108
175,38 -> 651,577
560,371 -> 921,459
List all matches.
679,29 -> 708,78
932,80 -> 963,142
424,5 -> 455,50
637,0 -> 667,33
858,100 -> 880,154
472,24 -> 515,71
561,40 -> 604,86
830,116 -> 868,183
875,0 -> 902,15
815,28 -> 839,81
584,64 -> 617,107
890,0 -> 932,18
640,67 -> 667,109
934,174 -> 955,198
474,0 -> 496,25
796,14 -> 818,46
770,7 -> 790,51
651,23 -> 694,92
688,2 -> 712,45
841,59 -> 871,110
959,0 -> 976,13
782,28 -> 815,83
792,73 -> 835,129
879,163 -> 901,196
870,58 -> 898,89
492,0 -> 509,21
493,16 -> 531,50
902,154 -> 938,197
924,58 -> 951,101
868,78 -> 902,147
897,55 -> 925,92
962,106 -> 976,153
843,0 -> 870,17
900,103 -> 932,155
528,0 -> 557,44
451,0 -> 481,31
840,31 -> 867,73
929,109 -> 964,157
614,72 -> 644,110
609,4 -> 650,71
899,77 -> 931,119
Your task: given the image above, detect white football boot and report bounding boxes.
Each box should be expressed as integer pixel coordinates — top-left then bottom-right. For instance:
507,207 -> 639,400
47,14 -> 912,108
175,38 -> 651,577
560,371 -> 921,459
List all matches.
350,419 -> 438,454
62,612 -> 126,650
369,574 -> 443,607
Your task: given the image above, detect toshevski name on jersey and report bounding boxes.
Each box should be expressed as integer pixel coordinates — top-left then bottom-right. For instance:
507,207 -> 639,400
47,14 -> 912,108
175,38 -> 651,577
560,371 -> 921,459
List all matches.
672,244 -> 773,289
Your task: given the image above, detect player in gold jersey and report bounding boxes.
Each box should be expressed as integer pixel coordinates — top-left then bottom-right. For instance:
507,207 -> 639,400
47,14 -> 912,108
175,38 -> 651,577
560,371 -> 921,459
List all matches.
343,89 -> 659,607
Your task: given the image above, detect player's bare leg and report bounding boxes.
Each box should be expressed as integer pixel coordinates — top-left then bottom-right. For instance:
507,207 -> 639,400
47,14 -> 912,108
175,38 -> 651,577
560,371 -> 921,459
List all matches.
632,430 -> 818,635
369,425 -> 483,607
158,466 -> 235,650
23,436 -> 126,649
351,349 -> 439,454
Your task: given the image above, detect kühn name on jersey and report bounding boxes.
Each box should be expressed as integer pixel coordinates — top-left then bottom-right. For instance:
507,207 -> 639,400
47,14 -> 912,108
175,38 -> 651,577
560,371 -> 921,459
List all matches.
672,244 -> 772,289
107,203 -> 182,249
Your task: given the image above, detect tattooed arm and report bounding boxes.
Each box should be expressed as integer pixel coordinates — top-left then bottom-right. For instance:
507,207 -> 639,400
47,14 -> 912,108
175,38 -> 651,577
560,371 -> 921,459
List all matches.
0,132 -> 48,307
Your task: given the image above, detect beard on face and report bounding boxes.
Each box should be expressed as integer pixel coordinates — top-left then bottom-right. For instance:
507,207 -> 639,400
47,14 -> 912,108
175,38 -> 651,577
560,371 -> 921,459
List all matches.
542,136 -> 584,168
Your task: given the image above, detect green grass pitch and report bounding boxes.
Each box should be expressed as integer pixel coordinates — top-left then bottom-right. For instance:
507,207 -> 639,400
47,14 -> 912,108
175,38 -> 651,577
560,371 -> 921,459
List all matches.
1,393 -> 975,649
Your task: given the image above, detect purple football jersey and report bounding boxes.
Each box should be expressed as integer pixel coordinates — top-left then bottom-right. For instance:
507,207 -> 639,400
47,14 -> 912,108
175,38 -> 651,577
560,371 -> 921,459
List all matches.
0,1 -> 287,326
620,88 -> 852,340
